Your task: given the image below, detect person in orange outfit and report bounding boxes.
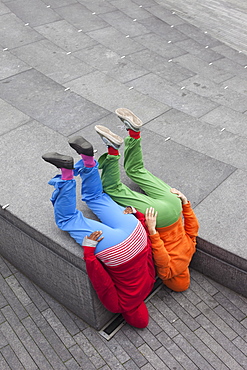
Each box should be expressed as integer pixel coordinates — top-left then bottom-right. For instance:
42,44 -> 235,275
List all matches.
145,189 -> 199,291
95,108 -> 199,292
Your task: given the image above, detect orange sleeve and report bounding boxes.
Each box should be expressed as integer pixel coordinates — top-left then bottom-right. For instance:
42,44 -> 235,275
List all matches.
149,232 -> 173,280
182,202 -> 199,243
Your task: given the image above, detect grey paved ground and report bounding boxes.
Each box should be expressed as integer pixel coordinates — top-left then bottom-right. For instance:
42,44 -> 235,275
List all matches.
0,0 -> 247,369
1,254 -> 247,370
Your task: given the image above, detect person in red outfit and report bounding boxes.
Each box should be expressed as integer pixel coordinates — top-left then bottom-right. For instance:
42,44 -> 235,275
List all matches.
42,136 -> 156,329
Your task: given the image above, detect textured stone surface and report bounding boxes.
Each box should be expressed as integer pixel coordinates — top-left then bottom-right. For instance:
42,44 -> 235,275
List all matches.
0,0 -> 247,349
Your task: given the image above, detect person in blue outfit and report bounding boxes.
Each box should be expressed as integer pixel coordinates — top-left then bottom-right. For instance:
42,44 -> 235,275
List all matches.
42,136 -> 156,328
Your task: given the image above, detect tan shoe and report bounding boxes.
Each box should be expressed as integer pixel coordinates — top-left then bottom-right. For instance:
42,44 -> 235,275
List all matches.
95,125 -> 124,149
115,108 -> 143,132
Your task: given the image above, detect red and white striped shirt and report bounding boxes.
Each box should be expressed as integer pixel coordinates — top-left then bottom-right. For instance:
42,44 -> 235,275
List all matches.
96,221 -> 147,267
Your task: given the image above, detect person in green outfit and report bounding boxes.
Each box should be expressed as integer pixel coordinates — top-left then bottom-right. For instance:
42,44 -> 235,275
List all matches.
95,108 -> 199,292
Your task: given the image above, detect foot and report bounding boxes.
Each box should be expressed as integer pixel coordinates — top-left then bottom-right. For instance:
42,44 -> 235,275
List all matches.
95,125 -> 124,149
42,152 -> 74,169
115,108 -> 143,132
68,136 -> 94,156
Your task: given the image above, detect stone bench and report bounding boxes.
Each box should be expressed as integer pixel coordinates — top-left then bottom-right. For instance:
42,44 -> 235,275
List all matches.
1,123 -> 246,333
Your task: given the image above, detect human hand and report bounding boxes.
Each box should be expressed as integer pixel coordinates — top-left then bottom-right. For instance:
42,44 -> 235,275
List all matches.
170,188 -> 188,205
83,231 -> 104,248
123,206 -> 134,214
145,207 -> 158,235
87,230 -> 104,242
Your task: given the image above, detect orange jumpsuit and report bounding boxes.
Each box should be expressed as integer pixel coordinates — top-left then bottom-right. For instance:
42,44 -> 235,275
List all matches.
149,202 -> 199,292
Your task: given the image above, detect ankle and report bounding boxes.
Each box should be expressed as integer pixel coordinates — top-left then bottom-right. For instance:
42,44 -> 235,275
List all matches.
61,168 -> 74,180
108,146 -> 119,155
80,154 -> 95,167
129,129 -> 140,139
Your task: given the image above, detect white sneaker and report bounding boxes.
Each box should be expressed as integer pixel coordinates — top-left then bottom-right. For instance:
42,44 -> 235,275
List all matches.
115,108 -> 143,132
95,125 -> 124,149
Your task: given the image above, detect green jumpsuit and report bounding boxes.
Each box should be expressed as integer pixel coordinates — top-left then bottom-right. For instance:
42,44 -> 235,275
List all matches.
98,136 -> 182,228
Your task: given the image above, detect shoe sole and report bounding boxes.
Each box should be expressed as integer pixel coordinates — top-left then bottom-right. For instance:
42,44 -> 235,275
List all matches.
115,108 -> 143,131
95,125 -> 124,147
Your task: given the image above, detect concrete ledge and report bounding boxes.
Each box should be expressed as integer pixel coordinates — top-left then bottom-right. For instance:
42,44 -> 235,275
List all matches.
0,209 -> 114,330
191,238 -> 247,297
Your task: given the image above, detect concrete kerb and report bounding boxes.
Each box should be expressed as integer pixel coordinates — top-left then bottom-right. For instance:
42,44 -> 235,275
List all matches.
0,205 -> 115,330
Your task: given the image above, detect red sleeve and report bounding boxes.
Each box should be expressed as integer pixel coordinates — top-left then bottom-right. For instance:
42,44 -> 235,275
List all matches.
134,210 -> 150,235
83,246 -> 121,312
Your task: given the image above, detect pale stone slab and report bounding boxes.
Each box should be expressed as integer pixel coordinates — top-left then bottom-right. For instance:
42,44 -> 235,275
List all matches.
65,70 -> 170,123
133,32 -> 186,59
12,39 -> 94,85
194,169 -> 247,262
128,73 -> 218,117
177,75 -> 247,113
0,69 -> 109,136
176,23 -> 222,47
74,44 -> 148,83
201,106 -> 247,137
55,3 -> 108,31
87,26 -> 144,55
6,0 -> 61,26
126,49 -> 195,83
146,109 -> 247,170
173,54 -> 234,83
0,13 -> 43,49
175,38 -> 223,63
109,0 -> 151,20
138,16 -> 188,42
0,99 -> 30,136
98,10 -> 149,37
0,2 -> 10,15
0,51 -> 30,80
212,44 -> 247,66
34,20 -> 98,53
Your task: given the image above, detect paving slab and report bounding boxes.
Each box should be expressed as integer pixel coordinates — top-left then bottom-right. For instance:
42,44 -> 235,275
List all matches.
0,99 -> 30,136
65,70 -> 170,121
86,26 -> 145,55
202,106 -> 247,137
146,108 -> 247,170
11,39 -> 95,85
6,0 -> 61,26
133,32 -> 187,59
0,51 -> 30,80
110,0 -> 152,20
128,73 -> 219,117
125,49 -> 195,83
74,44 -> 148,83
55,3 -> 109,31
195,169 -> 247,262
175,38 -> 224,63
173,53 -> 234,83
177,75 -> 247,112
0,0 -> 247,345
138,16 -> 188,42
34,20 -> 98,52
0,69 -> 110,136
98,9 -> 150,37
0,13 -> 44,49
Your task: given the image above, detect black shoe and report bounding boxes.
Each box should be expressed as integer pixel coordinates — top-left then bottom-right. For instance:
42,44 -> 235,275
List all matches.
42,152 -> 74,169
68,136 -> 94,156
